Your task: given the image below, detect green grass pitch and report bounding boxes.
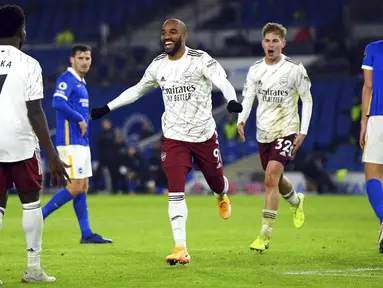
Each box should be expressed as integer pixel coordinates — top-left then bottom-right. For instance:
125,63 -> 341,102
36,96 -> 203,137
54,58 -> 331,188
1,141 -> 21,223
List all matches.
1,194 -> 383,287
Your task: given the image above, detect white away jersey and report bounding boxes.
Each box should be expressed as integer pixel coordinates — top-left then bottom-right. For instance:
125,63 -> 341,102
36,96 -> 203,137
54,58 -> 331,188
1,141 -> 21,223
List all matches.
0,45 -> 43,162
138,47 -> 227,142
239,55 -> 311,143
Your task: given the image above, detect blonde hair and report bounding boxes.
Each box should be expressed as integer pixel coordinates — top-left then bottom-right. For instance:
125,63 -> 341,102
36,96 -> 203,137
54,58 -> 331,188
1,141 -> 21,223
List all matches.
262,22 -> 287,39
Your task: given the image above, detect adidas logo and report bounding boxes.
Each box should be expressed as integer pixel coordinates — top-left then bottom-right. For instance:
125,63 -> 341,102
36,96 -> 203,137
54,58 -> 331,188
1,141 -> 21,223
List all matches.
160,76 -> 166,82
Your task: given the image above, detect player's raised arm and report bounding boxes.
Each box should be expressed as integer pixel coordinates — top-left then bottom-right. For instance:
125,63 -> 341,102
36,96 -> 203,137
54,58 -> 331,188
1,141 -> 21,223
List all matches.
201,53 -> 242,113
360,44 -> 374,149
91,64 -> 158,120
295,64 -> 313,136
237,66 -> 258,142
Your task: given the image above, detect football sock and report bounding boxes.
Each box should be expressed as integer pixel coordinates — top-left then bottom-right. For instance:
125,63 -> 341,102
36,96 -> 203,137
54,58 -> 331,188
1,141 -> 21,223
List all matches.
22,200 -> 43,269
214,176 -> 229,200
73,193 -> 93,238
0,207 -> 4,231
168,192 -> 188,249
260,209 -> 277,239
42,188 -> 73,219
282,189 -> 300,208
366,179 -> 383,223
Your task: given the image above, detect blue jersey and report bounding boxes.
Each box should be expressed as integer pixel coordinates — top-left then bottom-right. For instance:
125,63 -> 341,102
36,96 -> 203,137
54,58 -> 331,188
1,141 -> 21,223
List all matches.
362,40 -> 383,116
53,68 -> 89,146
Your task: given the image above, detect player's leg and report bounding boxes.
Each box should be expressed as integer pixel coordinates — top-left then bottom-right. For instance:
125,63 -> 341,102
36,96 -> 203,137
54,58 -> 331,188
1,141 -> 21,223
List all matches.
191,132 -> 231,219
250,140 -> 282,252
0,164 -> 11,232
75,176 -> 112,244
42,145 -> 75,219
11,151 -> 55,283
278,175 -> 305,228
275,134 -> 300,208
0,191 -> 8,232
72,146 -> 111,244
0,164 -> 12,285
162,138 -> 191,265
362,117 -> 383,252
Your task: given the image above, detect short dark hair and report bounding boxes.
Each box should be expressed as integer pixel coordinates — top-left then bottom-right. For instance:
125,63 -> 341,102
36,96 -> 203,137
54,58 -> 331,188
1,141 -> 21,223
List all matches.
262,22 -> 287,39
71,44 -> 91,56
0,5 -> 25,38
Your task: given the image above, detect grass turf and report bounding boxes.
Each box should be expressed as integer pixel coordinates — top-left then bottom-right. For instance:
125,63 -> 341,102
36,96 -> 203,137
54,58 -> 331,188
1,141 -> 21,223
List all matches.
0,194 -> 382,287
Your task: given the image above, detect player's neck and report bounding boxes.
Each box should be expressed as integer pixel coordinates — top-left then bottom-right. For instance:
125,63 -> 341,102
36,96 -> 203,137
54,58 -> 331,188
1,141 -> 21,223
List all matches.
264,54 -> 282,65
0,38 -> 20,49
168,46 -> 186,61
71,67 -> 86,80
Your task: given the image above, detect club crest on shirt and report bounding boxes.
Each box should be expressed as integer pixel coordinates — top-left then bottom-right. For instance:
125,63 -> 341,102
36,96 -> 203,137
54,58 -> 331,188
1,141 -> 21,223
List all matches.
279,77 -> 288,87
182,72 -> 192,82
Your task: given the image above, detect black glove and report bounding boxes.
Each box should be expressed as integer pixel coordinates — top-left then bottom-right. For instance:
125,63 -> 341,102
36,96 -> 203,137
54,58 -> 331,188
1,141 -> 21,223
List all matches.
227,100 -> 243,113
91,105 -> 111,120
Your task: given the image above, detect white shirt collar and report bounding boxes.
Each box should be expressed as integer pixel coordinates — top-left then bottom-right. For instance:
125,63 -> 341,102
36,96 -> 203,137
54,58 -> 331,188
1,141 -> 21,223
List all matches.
67,67 -> 86,83
263,54 -> 286,66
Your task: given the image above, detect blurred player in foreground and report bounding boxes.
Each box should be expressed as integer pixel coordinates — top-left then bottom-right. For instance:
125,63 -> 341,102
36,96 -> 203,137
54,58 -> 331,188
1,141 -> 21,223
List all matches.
360,40 -> 383,253
91,19 -> 243,265
237,23 -> 313,252
42,45 -> 112,244
0,4 -> 70,283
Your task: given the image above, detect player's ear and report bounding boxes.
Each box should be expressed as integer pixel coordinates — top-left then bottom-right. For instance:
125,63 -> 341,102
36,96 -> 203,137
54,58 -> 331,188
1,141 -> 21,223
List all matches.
281,39 -> 286,49
182,32 -> 187,43
69,56 -> 74,65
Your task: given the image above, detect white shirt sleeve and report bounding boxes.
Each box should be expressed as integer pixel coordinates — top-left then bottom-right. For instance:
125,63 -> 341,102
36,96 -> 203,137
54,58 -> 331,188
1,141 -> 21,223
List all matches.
295,64 -> 313,135
26,61 -> 44,102
201,53 -> 237,103
238,66 -> 257,124
108,62 -> 158,111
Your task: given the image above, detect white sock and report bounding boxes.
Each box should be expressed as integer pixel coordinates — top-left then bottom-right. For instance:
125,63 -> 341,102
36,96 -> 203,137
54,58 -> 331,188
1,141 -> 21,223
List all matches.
0,207 -> 4,231
214,176 -> 229,200
22,200 -> 43,269
282,189 -> 300,208
168,192 -> 188,249
261,209 -> 277,239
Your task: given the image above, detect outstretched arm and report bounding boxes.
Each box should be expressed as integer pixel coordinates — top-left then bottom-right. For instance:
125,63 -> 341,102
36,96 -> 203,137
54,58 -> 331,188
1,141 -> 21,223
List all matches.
91,65 -> 158,120
211,74 -> 243,113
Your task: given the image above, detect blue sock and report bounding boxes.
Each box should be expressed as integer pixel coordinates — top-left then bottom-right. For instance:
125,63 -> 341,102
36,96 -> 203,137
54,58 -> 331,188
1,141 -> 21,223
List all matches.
366,179 -> 383,223
42,188 -> 73,220
73,193 -> 93,238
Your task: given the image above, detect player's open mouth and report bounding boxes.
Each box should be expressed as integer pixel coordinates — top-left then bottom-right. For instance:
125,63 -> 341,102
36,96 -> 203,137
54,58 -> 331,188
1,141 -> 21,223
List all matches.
164,41 -> 174,49
267,50 -> 274,56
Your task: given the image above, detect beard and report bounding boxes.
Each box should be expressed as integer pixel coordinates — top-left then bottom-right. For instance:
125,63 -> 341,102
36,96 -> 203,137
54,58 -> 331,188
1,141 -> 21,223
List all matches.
164,36 -> 182,56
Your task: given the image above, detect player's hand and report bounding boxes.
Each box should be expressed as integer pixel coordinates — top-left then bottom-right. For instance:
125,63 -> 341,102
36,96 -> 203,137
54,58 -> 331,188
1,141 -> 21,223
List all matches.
227,100 -> 243,113
48,156 -> 71,188
360,119 -> 368,149
78,120 -> 87,137
292,134 -> 306,156
91,105 -> 111,120
238,121 -> 246,142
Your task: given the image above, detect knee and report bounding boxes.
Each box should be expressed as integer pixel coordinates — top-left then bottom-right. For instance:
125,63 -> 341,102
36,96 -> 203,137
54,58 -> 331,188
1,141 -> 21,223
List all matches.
206,176 -> 228,194
265,172 -> 280,190
67,180 -> 85,196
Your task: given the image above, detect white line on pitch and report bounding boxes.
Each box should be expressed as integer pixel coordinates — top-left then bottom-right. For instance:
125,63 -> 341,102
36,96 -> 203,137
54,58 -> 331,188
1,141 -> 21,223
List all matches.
283,268 -> 383,275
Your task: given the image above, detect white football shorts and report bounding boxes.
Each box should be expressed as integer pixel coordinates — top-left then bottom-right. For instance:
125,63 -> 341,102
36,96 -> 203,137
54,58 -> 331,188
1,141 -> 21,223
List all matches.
56,145 -> 92,179
363,116 -> 383,164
